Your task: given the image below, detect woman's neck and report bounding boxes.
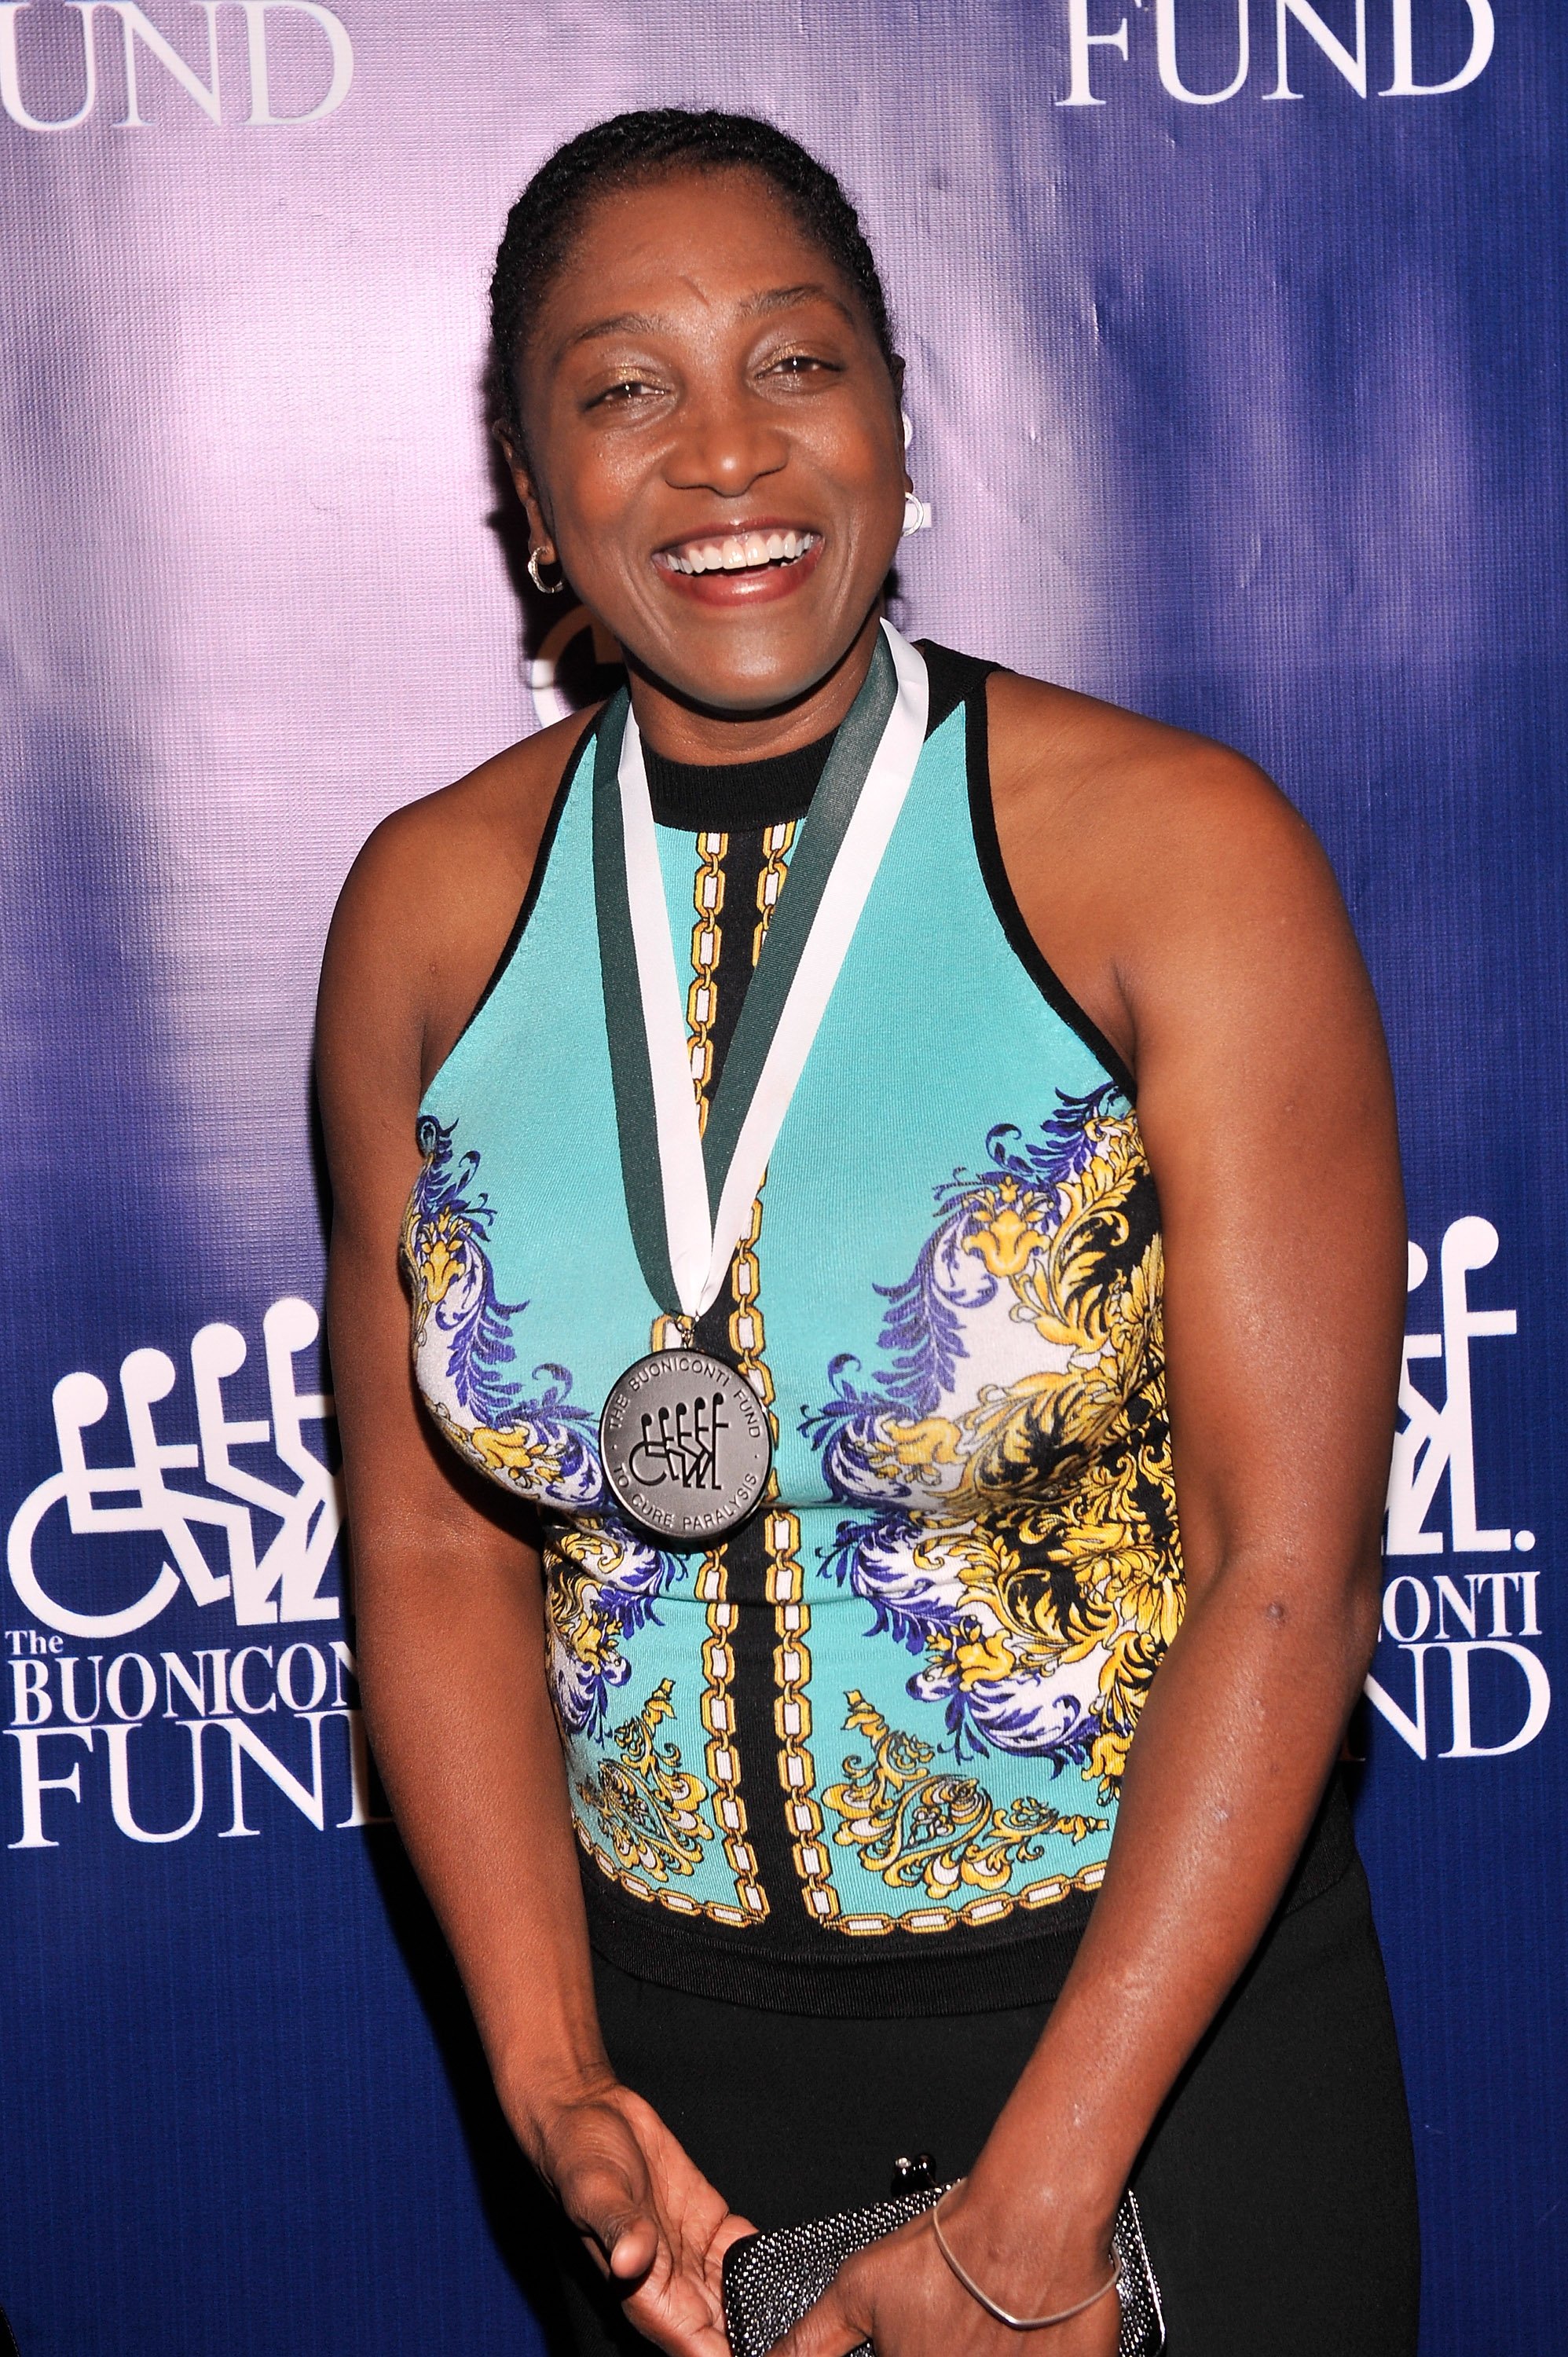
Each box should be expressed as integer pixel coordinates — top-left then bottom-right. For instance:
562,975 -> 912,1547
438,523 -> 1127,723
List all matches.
625,604 -> 881,767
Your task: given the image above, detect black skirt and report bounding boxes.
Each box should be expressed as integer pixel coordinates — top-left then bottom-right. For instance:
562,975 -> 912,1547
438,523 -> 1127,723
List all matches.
544,1844 -> 1419,2357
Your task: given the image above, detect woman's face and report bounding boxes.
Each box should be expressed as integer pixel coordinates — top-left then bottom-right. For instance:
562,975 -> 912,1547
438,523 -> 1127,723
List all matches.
510,167 -> 907,725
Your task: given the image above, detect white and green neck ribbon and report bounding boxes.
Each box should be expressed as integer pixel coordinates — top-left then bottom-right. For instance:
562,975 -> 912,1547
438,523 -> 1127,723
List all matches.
593,620 -> 929,1322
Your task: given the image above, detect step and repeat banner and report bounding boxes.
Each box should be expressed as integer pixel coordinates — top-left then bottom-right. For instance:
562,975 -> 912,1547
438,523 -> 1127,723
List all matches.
2,3 -> 1561,2352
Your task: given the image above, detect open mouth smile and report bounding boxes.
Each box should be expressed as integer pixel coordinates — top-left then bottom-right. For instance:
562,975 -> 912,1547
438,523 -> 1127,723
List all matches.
654,527 -> 822,578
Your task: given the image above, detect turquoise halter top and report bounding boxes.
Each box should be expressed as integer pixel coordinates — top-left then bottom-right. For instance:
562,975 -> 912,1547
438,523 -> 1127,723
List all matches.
405,643 -> 1184,2013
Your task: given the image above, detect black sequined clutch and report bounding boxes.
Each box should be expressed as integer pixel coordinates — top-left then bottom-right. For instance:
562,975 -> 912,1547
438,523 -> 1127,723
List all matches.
722,2165 -> 1164,2357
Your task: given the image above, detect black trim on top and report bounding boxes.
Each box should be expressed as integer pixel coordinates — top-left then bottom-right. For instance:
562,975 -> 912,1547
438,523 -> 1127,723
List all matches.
916,637 -> 984,740
954,648 -> 1140,1105
646,727 -> 837,830
451,708 -> 605,1051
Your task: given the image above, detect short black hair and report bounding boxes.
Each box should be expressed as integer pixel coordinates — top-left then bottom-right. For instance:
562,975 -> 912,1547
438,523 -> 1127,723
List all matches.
489,108 -> 899,450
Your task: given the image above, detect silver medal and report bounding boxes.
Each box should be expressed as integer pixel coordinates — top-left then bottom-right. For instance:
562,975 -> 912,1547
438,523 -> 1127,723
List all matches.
600,1348 -> 772,1541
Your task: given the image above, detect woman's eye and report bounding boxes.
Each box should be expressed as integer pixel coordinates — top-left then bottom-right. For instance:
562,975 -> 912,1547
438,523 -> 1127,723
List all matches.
588,378 -> 659,409
768,353 -> 829,378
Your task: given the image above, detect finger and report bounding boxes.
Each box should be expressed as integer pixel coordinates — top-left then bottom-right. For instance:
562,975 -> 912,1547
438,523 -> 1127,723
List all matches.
712,2211 -> 759,2259
620,2248 -> 738,2357
558,2154 -> 661,2282
699,2210 -> 760,2313
620,2295 -> 736,2357
771,2278 -> 870,2357
607,2214 -> 661,2282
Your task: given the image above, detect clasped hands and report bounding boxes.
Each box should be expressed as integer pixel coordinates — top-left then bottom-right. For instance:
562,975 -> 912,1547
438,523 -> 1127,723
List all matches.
531,2078 -> 1119,2357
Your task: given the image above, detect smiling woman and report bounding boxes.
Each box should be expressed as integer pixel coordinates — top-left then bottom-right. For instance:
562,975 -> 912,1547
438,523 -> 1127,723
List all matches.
489,116 -> 907,728
316,109 -> 1420,2357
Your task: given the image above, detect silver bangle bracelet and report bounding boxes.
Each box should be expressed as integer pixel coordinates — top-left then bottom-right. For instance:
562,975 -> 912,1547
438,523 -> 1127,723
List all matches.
929,2183 -> 1123,2333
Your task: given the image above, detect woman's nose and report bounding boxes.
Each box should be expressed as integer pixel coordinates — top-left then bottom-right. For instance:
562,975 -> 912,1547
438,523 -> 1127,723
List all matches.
664,396 -> 788,499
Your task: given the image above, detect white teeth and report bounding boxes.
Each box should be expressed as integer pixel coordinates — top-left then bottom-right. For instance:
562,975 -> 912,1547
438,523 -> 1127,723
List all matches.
661,530 -> 817,576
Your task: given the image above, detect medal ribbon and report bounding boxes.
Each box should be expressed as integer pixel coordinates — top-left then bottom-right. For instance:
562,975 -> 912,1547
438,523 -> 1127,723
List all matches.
593,621 -> 929,1321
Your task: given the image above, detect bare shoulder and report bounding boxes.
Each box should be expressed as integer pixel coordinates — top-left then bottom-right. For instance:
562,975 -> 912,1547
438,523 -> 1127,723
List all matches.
331,705 -> 595,969
983,669 -> 1365,1070
319,706 -> 598,1095
987,669 -> 1328,895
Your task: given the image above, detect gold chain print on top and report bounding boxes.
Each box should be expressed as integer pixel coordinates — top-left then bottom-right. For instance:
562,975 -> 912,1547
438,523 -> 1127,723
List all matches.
685,830 -> 725,1130
679,816 -> 846,1932
667,817 -> 804,1928
661,827 -> 768,1924
728,824 -> 843,1930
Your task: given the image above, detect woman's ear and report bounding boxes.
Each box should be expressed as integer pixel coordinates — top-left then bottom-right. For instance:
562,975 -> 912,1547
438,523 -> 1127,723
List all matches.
493,423 -> 556,564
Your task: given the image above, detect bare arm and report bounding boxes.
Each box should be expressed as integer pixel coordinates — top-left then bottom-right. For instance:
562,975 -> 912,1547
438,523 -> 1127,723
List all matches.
782,680 -> 1404,2357
317,738 -> 751,2356
321,1038 -> 602,2124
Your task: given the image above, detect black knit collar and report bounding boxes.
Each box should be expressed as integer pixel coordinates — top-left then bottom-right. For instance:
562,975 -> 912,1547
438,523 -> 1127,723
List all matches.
643,726 -> 837,831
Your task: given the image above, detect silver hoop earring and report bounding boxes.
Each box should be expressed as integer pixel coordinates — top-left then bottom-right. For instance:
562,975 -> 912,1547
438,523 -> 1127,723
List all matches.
527,547 -> 566,595
901,493 -> 932,537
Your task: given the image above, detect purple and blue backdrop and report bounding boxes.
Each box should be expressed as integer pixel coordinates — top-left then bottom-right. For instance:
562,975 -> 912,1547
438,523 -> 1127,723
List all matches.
2,2 -> 1560,2352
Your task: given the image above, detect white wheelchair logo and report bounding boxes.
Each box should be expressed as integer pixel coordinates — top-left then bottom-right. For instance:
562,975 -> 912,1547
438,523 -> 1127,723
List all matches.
8,1297 -> 342,1640
1386,1217 -> 1530,1556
